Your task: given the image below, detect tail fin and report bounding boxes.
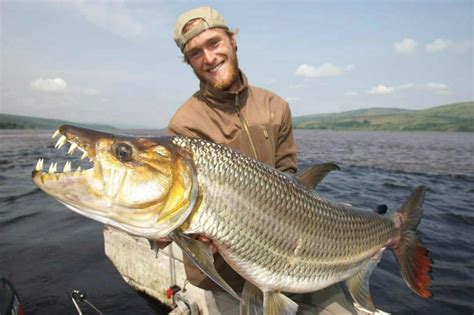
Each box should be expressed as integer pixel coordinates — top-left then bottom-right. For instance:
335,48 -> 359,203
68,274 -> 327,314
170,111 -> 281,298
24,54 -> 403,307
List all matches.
392,186 -> 432,299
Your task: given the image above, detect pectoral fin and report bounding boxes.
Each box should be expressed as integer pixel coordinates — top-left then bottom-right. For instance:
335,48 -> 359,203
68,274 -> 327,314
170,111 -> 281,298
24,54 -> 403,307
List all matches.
345,258 -> 378,313
240,281 -> 263,315
297,163 -> 340,190
169,232 -> 241,302
263,291 -> 298,315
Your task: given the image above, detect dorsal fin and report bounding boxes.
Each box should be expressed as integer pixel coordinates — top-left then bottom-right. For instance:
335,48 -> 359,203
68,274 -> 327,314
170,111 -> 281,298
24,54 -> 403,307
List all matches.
297,163 -> 340,189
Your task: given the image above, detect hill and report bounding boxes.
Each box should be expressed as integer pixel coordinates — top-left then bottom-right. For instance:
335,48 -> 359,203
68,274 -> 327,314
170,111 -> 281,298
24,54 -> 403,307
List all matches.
293,102 -> 474,132
0,114 -> 116,130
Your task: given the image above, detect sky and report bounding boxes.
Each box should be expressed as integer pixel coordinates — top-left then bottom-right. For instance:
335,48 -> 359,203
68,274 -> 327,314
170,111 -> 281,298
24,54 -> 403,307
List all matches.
1,0 -> 473,129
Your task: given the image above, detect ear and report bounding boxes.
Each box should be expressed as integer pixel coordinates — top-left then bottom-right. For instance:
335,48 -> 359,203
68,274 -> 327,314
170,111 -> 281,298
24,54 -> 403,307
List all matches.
229,34 -> 237,49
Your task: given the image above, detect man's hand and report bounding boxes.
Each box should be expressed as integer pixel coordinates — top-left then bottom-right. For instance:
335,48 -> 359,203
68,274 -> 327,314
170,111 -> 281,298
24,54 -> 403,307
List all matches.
153,235 -> 217,254
195,235 -> 218,255
153,237 -> 172,249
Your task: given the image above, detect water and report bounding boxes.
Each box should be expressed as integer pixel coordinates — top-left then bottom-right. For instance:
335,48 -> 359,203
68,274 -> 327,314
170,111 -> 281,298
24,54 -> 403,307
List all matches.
1,129 -> 473,314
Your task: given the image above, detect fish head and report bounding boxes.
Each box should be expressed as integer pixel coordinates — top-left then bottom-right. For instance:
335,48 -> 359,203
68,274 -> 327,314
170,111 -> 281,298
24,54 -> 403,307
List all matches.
32,124 -> 198,239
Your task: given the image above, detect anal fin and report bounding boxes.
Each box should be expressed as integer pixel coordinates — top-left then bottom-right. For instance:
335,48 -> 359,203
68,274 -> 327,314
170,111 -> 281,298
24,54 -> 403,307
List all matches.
169,232 -> 241,302
240,281 -> 263,315
263,291 -> 298,315
345,258 -> 379,313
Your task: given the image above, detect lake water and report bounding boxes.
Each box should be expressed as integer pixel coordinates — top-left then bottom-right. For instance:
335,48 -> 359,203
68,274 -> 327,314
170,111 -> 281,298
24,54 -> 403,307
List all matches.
1,129 -> 473,314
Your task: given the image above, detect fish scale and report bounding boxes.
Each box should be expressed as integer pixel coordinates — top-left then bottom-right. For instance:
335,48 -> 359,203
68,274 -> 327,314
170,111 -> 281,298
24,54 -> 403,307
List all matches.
173,137 -> 397,292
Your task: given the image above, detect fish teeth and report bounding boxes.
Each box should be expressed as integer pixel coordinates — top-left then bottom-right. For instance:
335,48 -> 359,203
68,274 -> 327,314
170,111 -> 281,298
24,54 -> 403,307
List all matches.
35,158 -> 44,171
48,162 -> 58,173
81,151 -> 88,160
68,142 -> 78,155
63,161 -> 72,173
55,135 -> 68,149
74,166 -> 82,175
52,130 -> 60,139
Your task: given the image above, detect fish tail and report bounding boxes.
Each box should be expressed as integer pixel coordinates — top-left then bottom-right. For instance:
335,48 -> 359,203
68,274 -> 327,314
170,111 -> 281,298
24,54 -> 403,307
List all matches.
392,186 -> 433,298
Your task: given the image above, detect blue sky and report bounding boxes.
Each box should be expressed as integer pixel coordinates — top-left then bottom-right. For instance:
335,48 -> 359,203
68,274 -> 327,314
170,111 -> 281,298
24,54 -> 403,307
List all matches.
2,0 -> 473,128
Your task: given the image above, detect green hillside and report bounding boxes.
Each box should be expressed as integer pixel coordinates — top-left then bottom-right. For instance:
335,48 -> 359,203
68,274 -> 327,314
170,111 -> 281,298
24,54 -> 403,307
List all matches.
0,113 -> 116,130
293,102 -> 474,132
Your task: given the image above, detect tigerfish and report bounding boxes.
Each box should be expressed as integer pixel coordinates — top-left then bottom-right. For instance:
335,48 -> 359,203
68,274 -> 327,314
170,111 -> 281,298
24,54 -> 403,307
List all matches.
32,125 -> 432,314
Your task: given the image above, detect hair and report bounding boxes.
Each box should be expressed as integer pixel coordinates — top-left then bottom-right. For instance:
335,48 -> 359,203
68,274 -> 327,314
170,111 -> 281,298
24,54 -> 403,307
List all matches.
181,18 -> 236,64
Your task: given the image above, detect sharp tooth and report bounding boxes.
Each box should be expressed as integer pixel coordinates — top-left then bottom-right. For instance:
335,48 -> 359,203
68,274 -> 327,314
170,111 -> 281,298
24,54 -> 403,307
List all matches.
55,135 -> 68,149
81,151 -> 88,160
52,130 -> 60,139
63,161 -> 72,173
48,163 -> 55,173
75,166 -> 82,174
52,162 -> 57,173
35,158 -> 44,171
68,142 -> 78,155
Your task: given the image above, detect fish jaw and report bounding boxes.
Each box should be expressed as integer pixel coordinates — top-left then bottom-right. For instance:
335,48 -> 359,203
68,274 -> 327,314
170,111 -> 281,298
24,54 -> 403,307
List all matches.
32,124 -> 199,239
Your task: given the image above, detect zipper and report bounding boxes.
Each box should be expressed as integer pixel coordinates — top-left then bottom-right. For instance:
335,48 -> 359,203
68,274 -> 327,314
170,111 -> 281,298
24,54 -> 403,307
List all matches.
235,93 -> 260,160
260,124 -> 275,165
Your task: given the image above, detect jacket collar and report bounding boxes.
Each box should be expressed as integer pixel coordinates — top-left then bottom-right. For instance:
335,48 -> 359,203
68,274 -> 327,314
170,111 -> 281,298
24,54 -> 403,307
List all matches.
198,70 -> 249,112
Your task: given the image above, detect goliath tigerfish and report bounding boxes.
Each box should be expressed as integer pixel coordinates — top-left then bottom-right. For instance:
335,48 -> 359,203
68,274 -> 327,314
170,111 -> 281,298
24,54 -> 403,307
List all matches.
32,125 -> 432,314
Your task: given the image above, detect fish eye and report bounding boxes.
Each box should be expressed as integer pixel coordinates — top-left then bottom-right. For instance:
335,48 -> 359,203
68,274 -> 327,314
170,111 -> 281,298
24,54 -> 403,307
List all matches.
115,143 -> 133,162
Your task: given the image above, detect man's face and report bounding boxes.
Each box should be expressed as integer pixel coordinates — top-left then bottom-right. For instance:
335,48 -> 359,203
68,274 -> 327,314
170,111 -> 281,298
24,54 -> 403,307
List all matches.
184,28 -> 239,90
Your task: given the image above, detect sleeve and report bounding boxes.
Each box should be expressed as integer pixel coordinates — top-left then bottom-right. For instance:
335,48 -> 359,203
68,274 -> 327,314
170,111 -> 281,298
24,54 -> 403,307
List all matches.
167,121 -> 191,136
167,110 -> 199,138
275,102 -> 297,174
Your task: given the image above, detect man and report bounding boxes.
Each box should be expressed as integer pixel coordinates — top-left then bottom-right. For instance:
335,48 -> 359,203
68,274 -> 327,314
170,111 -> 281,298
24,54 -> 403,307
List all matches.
166,6 -> 357,315
168,6 -> 297,174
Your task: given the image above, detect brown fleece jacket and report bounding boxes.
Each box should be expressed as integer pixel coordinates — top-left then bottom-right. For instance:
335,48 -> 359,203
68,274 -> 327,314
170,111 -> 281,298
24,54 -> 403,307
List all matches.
166,71 -> 297,292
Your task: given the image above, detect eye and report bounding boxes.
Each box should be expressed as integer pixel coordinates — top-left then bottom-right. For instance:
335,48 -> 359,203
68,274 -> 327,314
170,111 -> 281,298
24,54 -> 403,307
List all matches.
209,39 -> 220,48
187,49 -> 202,60
115,143 -> 133,162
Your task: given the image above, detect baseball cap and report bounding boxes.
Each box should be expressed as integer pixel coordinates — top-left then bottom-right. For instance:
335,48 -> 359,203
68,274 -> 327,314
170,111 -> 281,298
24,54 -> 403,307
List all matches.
173,6 -> 237,52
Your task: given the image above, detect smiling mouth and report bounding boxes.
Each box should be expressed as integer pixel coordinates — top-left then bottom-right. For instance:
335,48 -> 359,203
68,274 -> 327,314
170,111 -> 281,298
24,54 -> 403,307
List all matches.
208,61 -> 224,74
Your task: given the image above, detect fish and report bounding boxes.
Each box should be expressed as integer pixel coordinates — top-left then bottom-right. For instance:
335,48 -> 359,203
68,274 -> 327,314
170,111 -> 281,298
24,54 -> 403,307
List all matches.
32,125 -> 432,314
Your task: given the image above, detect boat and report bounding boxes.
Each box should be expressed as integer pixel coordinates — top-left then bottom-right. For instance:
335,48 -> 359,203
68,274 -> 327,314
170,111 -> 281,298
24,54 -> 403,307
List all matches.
0,276 -> 25,315
103,226 -> 381,314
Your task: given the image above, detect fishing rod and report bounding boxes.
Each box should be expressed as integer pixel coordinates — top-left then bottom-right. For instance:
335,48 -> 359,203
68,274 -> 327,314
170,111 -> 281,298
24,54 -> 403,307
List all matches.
68,289 -> 103,315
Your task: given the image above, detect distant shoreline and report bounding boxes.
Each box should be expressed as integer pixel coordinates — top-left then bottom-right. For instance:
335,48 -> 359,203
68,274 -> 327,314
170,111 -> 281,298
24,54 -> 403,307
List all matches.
2,101 -> 473,132
293,101 -> 473,132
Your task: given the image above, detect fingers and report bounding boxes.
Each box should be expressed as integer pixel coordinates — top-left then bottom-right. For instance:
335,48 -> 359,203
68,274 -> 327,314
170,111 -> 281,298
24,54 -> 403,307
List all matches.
197,235 -> 218,254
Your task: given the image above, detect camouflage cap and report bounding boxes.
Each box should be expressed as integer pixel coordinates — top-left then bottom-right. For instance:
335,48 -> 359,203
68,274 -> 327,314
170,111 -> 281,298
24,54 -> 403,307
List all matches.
173,6 -> 236,52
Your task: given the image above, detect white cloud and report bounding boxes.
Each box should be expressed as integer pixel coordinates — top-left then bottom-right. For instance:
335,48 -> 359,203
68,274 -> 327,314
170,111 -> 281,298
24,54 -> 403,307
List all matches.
344,91 -> 358,96
452,40 -> 473,53
265,78 -> 277,85
425,82 -> 448,90
396,83 -> 415,90
424,82 -> 450,95
394,38 -> 418,55
285,96 -> 301,102
30,77 -> 67,92
425,39 -> 452,53
74,1 -> 144,37
295,63 -> 354,78
289,83 -> 306,89
367,84 -> 394,95
425,39 -> 473,54
75,87 -> 100,96
367,82 -> 451,96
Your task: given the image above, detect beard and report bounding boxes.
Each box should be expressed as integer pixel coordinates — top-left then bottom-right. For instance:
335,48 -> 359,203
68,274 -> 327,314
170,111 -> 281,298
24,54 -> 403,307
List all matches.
194,49 -> 239,91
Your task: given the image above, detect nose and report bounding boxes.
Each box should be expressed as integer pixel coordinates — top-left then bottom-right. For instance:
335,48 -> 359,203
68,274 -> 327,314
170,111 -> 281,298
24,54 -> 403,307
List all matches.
202,49 -> 216,64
